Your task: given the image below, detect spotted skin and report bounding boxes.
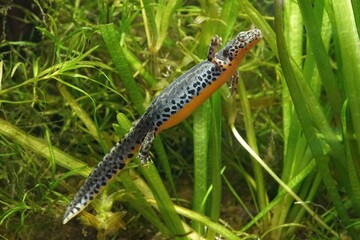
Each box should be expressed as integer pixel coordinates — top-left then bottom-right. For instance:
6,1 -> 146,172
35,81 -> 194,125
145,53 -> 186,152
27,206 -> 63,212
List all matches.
63,117 -> 152,224
63,29 -> 262,224
229,71 -> 239,95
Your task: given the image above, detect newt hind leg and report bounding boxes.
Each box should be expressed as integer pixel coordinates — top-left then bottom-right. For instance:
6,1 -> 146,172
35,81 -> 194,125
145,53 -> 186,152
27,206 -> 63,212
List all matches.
138,128 -> 156,164
229,71 -> 239,96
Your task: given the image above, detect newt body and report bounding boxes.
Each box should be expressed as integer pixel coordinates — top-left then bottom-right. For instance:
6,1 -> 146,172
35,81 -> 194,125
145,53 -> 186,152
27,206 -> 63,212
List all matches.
63,29 -> 262,224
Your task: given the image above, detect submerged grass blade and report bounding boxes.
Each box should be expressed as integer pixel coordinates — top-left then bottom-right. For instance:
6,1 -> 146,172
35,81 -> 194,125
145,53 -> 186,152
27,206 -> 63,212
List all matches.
231,125 -> 338,237
331,0 -> 360,162
0,118 -> 92,177
140,0 -> 158,52
206,92 -> 222,240
297,0 -> 342,120
148,199 -> 241,240
342,100 -> 360,214
192,100 -> 210,234
57,82 -> 112,149
99,23 -> 145,114
140,164 -> 186,236
274,0 -> 356,237
238,76 -> 269,231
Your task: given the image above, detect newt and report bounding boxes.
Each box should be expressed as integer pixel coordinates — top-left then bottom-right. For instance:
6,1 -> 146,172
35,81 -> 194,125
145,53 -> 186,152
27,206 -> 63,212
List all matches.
63,28 -> 262,224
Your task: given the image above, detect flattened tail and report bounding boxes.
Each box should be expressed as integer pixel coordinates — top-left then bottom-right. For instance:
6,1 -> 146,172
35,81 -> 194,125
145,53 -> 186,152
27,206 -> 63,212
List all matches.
62,160 -> 128,224
63,139 -> 141,224
63,195 -> 91,224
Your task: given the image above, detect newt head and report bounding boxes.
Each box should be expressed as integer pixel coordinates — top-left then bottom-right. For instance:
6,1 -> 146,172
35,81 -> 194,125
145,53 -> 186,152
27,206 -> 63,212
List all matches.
219,29 -> 262,62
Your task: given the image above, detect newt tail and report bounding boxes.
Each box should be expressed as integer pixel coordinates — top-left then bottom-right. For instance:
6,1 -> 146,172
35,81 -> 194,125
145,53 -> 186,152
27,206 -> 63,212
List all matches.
63,28 -> 262,224
62,117 -> 152,224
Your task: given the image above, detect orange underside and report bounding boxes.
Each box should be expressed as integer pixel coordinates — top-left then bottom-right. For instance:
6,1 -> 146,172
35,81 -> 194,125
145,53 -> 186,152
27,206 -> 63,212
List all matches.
156,39 -> 259,133
157,71 -> 232,132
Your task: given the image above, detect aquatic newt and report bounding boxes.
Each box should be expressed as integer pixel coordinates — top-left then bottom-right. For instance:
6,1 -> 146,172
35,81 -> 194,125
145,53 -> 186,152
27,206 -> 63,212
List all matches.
63,28 -> 262,224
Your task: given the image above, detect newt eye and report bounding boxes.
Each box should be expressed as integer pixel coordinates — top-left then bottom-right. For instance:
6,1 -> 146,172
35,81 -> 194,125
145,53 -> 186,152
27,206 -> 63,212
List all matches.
237,32 -> 246,40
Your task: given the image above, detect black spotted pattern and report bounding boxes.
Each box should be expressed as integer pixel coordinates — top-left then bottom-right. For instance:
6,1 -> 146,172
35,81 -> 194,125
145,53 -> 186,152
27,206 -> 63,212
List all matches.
147,62 -> 222,129
146,29 -> 261,131
63,117 -> 153,223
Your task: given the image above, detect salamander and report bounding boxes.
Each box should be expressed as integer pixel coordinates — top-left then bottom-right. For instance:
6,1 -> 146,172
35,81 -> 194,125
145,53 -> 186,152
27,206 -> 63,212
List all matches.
63,28 -> 262,224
